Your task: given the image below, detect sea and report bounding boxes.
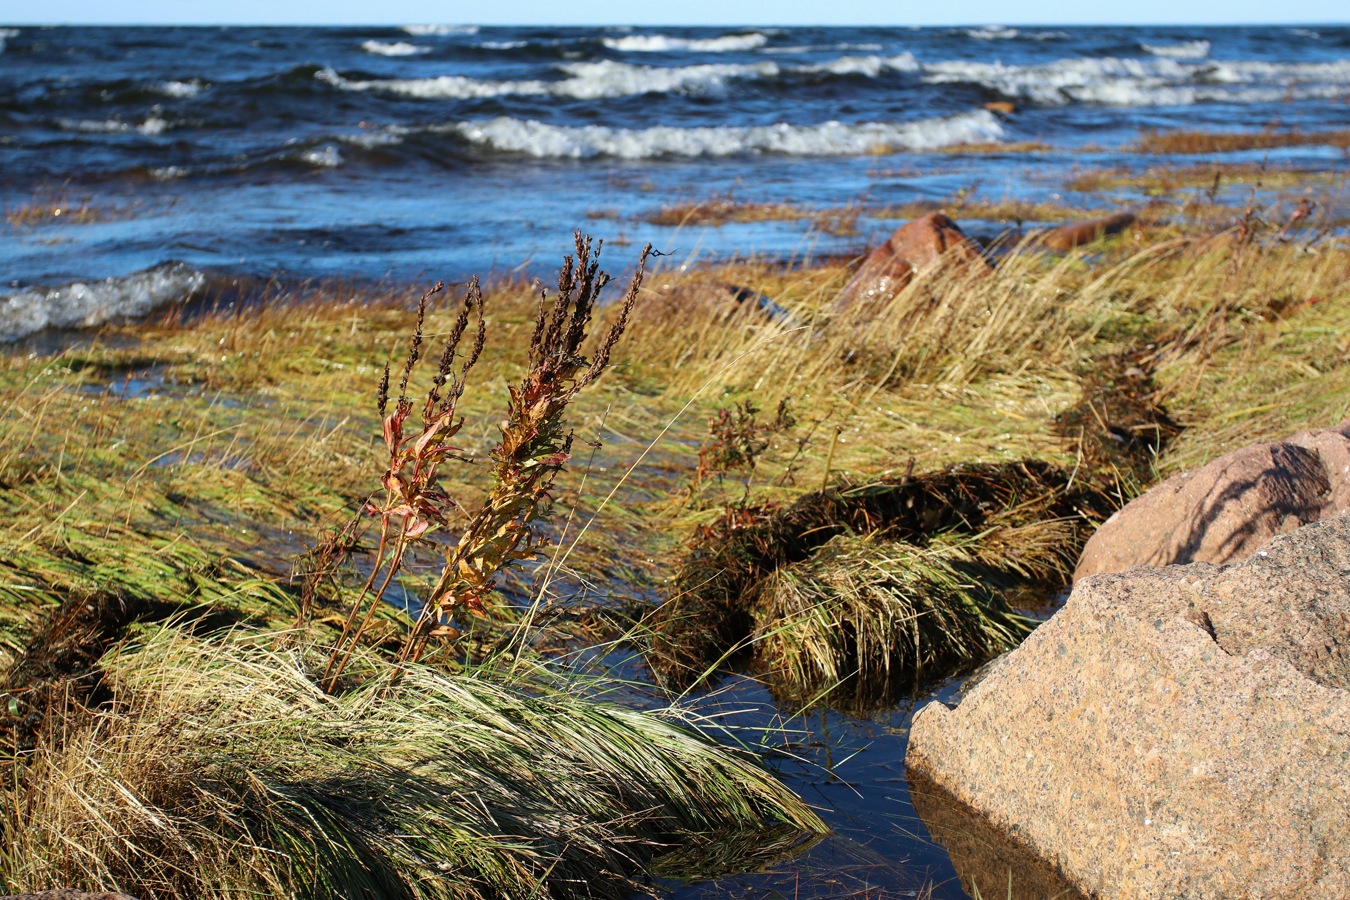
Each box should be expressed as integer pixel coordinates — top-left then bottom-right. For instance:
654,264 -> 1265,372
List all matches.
2,24 -> 1350,341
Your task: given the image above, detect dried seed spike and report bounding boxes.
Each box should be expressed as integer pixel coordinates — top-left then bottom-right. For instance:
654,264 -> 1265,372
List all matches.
426,278 -> 478,420
583,242 -> 651,386
376,362 -> 391,417
442,286 -> 486,416
399,281 -> 441,403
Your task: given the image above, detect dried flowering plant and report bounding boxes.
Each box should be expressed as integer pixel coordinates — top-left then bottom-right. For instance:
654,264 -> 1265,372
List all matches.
317,234 -> 650,687
400,234 -> 651,664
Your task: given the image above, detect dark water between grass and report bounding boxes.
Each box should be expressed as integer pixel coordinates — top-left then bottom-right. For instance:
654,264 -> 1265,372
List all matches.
3,23 -> 1350,341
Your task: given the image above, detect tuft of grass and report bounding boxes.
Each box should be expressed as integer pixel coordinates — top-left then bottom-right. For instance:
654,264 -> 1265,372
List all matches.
643,192 -> 863,235
649,461 -> 1113,693
1,627 -> 825,899
1131,128 -> 1350,155
751,533 -> 1034,696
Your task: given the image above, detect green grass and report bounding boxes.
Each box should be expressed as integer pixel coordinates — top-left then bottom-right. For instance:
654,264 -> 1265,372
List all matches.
752,532 -> 1035,696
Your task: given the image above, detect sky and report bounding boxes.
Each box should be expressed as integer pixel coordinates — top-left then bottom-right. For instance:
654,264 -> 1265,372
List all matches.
3,0 -> 1348,26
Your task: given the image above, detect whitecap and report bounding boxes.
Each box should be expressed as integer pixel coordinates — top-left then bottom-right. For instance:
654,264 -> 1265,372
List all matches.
0,263 -> 208,343
443,110 -> 1004,160
361,40 -> 431,56
917,55 -> 1350,107
965,26 -> 1019,40
479,40 -> 527,50
1141,39 -> 1210,59
317,59 -> 779,101
602,32 -> 769,53
301,145 -> 344,167
804,53 -> 919,76
152,79 -> 206,98
137,116 -> 169,135
403,24 -> 477,36
0,27 -> 19,54
59,118 -> 131,133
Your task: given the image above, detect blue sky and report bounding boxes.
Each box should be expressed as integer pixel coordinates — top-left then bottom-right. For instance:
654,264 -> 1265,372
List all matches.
4,0 -> 1347,25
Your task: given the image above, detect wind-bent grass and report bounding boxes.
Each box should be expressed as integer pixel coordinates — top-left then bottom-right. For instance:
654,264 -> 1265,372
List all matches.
3,177 -> 1350,894
751,533 -> 1033,695
1,627 -> 824,899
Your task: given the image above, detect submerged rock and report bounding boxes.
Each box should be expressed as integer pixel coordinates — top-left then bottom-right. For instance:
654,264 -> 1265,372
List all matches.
907,514 -> 1350,899
1075,418 -> 1350,579
832,211 -> 990,311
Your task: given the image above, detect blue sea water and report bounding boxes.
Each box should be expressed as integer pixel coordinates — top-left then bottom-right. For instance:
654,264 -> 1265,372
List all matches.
2,23 -> 1349,338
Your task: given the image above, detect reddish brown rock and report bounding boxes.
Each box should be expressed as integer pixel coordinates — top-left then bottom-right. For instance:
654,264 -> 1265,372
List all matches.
1038,211 -> 1137,251
983,100 -> 1018,115
908,514 -> 1350,899
1075,418 -> 1350,580
833,211 -> 991,310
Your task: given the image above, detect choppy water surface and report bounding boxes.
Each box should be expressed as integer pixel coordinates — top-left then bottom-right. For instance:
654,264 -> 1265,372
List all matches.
3,24 -> 1349,339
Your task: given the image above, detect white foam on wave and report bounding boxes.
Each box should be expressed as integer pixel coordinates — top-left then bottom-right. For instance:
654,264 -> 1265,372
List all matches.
137,116 -> 169,135
300,144 -> 344,167
965,26 -> 1019,40
361,40 -> 431,56
445,109 -> 1004,160
804,53 -> 918,76
1142,39 -> 1210,59
0,263 -> 207,343
601,32 -> 770,53
152,79 -> 207,98
0,27 -> 19,54
58,115 -> 171,135
479,40 -> 527,50
1203,58 -> 1350,84
403,24 -> 477,36
922,55 -> 1350,106
317,59 -> 779,100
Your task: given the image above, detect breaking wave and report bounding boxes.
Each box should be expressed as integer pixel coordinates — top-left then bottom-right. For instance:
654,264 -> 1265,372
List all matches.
317,59 -> 780,100
151,79 -> 207,98
922,55 -> 1350,106
601,32 -> 770,53
57,116 -> 172,135
0,263 -> 208,342
444,110 -> 1004,159
1141,39 -> 1211,59
361,40 -> 431,56
402,25 -> 477,36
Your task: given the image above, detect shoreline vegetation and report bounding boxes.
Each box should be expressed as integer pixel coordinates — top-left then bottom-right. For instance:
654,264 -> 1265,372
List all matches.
2,158 -> 1350,898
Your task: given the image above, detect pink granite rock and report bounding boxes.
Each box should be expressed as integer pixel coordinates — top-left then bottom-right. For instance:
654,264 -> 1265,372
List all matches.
832,211 -> 990,310
907,514 -> 1350,899
1075,418 -> 1350,580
